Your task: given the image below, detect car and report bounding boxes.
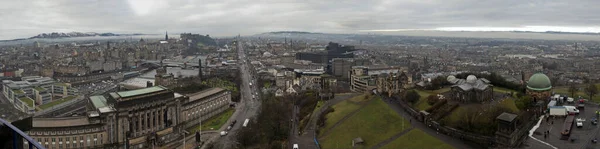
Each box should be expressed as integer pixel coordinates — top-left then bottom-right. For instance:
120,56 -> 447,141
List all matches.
227,126 -> 232,130
567,97 -> 575,103
293,144 -> 299,149
592,118 -> 598,125
578,103 -> 585,109
577,118 -> 585,128
220,131 -> 228,136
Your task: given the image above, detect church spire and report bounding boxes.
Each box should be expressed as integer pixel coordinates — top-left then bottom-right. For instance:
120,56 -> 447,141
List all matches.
165,31 -> 168,41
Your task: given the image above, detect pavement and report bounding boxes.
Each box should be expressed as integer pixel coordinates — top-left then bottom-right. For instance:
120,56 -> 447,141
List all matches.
201,38 -> 262,149
522,102 -> 600,149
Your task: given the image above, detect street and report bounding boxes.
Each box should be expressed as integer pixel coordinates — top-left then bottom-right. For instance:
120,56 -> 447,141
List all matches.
203,38 -> 262,149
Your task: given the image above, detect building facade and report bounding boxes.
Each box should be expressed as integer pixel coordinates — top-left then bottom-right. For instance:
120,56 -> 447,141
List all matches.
448,75 -> 494,103
26,86 -> 232,149
2,76 -> 77,114
525,73 -> 552,101
350,66 -> 409,94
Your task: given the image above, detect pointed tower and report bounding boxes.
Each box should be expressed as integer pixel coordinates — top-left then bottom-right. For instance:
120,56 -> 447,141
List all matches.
165,31 -> 168,41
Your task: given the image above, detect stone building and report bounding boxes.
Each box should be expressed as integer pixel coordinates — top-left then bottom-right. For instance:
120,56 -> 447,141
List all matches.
526,73 -> 552,101
350,66 -> 409,94
154,66 -> 174,87
448,75 -> 494,103
26,86 -> 232,149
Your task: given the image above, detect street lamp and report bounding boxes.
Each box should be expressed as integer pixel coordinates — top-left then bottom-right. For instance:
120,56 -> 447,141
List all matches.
183,130 -> 189,149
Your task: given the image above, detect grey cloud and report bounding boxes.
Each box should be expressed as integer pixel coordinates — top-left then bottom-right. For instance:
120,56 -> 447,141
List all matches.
1,0 -> 600,40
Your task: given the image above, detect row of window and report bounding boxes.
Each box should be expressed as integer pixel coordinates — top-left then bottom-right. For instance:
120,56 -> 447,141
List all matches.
29,127 -> 100,136
27,134 -> 103,149
186,97 -> 228,120
186,94 -> 229,110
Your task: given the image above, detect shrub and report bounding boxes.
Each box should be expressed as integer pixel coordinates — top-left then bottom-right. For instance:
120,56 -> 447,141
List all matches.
427,95 -> 440,105
404,90 -> 421,104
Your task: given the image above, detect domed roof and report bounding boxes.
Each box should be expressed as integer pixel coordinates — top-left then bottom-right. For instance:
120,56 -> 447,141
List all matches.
466,75 -> 477,83
447,75 -> 456,82
527,73 -> 552,91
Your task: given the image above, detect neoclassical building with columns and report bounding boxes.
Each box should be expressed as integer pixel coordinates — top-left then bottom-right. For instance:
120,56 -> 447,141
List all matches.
26,86 -> 231,149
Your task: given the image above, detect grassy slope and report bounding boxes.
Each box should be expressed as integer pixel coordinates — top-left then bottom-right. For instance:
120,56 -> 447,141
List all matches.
186,108 -> 234,133
380,129 -> 455,149
320,98 -> 411,149
320,95 -> 368,134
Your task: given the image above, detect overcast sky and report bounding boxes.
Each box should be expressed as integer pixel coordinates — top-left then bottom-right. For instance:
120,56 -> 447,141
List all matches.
1,0 -> 600,40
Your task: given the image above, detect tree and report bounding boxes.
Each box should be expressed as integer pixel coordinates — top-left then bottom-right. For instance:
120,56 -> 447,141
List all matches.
426,95 -> 440,105
568,84 -> 578,97
404,90 -> 421,104
515,96 -> 532,110
585,84 -> 598,100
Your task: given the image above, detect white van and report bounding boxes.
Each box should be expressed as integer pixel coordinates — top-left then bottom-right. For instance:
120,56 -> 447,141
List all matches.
564,106 -> 580,115
293,144 -> 299,149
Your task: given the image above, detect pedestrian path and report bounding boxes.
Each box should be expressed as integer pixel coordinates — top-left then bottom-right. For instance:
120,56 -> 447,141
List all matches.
370,127 -> 415,149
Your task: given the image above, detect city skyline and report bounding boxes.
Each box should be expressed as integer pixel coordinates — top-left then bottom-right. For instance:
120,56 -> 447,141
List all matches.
2,0 -> 600,40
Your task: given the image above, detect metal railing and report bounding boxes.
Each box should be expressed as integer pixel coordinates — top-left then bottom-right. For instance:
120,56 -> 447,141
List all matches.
0,118 -> 45,149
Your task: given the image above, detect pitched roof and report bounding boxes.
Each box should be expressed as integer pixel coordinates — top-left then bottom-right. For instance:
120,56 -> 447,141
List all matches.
496,112 -> 518,122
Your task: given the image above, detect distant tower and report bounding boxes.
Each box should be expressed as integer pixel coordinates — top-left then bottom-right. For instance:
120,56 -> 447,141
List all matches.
107,41 -> 110,50
165,31 -> 168,41
198,58 -> 203,79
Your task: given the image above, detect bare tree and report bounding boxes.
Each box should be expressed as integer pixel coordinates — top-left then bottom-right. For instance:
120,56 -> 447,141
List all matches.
568,84 -> 578,97
585,84 -> 598,100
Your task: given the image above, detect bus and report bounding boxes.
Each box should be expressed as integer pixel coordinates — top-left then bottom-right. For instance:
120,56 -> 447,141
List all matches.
243,118 -> 250,127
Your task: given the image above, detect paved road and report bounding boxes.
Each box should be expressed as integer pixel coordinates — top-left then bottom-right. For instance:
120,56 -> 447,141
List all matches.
205,38 -> 262,149
379,95 -> 475,149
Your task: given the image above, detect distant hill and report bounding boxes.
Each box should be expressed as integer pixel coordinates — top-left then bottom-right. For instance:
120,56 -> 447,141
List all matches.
263,31 -> 323,35
29,32 -> 149,39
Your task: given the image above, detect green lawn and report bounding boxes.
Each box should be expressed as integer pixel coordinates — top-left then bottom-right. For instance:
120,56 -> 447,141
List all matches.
494,87 -> 517,95
13,89 -> 24,95
319,98 -> 411,149
499,99 -> 519,113
187,108 -> 234,133
19,97 -> 34,107
38,96 -> 76,109
320,95 -> 368,134
313,100 -> 325,113
380,129 -> 454,149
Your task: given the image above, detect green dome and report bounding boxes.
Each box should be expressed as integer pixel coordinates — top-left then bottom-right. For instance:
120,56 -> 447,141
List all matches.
527,73 -> 552,91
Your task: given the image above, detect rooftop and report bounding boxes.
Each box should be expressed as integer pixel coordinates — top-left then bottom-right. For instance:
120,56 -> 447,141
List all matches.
32,117 -> 91,128
496,112 -> 518,122
54,83 -> 68,87
19,97 -> 34,107
90,95 -> 108,109
34,87 -> 46,91
188,88 -> 225,102
13,89 -> 24,95
115,86 -> 168,98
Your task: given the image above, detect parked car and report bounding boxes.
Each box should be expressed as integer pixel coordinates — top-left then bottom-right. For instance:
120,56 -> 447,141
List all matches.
577,118 -> 585,128
220,131 -> 228,136
592,118 -> 598,125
